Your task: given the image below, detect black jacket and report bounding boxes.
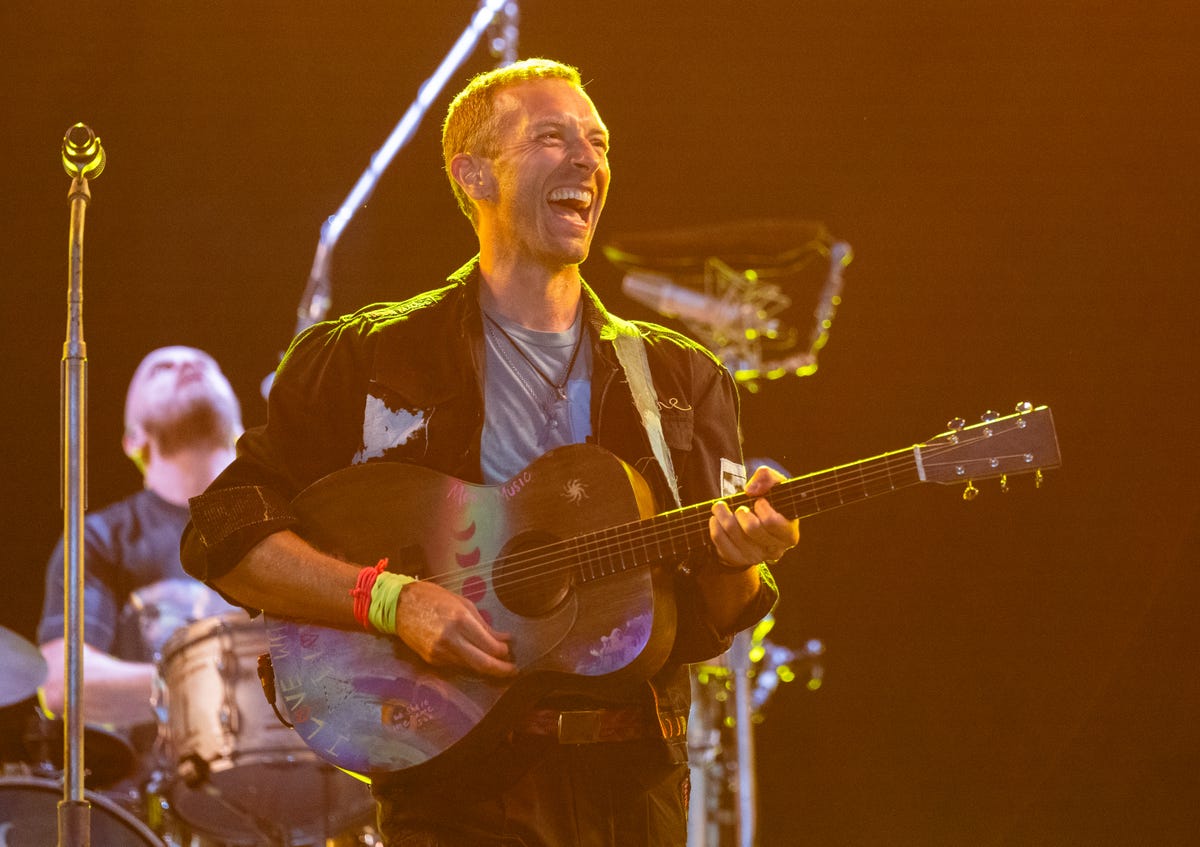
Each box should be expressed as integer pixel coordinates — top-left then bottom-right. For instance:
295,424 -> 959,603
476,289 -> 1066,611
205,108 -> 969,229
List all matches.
182,257 -> 777,767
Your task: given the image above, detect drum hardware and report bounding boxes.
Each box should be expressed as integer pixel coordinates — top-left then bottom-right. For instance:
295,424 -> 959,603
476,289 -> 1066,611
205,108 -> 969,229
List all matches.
26,718 -> 139,790
1,684 -> 139,792
0,775 -> 164,846
688,617 -> 825,847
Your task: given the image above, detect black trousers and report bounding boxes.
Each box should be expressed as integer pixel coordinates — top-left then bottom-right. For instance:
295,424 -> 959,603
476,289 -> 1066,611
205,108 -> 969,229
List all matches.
374,735 -> 689,847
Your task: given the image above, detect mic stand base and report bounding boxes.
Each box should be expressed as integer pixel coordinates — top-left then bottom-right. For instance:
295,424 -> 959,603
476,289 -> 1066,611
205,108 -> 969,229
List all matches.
58,799 -> 91,847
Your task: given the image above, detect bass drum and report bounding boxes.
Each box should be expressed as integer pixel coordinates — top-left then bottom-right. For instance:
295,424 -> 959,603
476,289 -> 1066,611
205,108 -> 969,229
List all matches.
156,612 -> 374,845
0,775 -> 164,846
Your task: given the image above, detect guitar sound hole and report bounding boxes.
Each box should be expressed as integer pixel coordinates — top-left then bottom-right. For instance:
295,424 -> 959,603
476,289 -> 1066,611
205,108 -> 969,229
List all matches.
493,531 -> 572,617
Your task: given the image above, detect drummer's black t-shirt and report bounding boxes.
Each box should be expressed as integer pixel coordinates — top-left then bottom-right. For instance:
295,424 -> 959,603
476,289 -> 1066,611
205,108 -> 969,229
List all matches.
38,488 -> 192,662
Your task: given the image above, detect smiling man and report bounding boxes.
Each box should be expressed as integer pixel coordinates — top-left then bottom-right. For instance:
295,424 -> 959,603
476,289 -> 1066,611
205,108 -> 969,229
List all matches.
182,58 -> 798,846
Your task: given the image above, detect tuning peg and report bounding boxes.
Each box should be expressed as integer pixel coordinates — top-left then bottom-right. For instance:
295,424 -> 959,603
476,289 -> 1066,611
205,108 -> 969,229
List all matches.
1014,401 -> 1033,414
980,410 -> 1000,423
962,480 -> 979,501
946,416 -> 966,431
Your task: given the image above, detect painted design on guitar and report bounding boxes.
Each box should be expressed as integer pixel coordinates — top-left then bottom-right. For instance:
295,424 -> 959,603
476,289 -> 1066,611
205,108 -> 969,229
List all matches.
455,547 -> 481,567
500,471 -> 532,499
461,575 -> 486,603
562,478 -> 588,504
455,517 -> 481,569
382,697 -> 436,730
446,479 -> 474,506
584,614 -> 653,674
281,673 -> 356,759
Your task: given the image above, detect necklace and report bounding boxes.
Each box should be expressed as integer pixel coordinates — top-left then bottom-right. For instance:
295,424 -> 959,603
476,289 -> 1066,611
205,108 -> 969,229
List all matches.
483,310 -> 586,402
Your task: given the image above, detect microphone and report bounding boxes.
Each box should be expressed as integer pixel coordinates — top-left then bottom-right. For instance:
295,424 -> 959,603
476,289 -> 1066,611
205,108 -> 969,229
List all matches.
61,123 -> 105,180
622,271 -> 767,331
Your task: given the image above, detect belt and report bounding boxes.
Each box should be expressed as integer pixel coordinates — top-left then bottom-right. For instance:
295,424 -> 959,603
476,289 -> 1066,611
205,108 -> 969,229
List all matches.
514,707 -> 668,745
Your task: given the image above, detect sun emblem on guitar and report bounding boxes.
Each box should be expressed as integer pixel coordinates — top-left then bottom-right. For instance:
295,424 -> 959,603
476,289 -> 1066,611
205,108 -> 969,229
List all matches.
562,478 -> 588,504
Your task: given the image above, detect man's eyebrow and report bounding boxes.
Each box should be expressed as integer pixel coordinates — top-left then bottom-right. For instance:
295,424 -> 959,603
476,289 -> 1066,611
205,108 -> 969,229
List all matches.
530,117 -> 608,134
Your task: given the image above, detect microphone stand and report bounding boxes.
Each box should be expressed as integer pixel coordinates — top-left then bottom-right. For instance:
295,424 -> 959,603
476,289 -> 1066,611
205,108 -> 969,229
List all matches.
263,0 -> 519,397
58,122 -> 106,847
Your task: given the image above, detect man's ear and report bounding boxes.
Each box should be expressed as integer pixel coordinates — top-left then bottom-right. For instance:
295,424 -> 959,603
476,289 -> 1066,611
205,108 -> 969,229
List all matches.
450,153 -> 495,202
122,426 -> 149,474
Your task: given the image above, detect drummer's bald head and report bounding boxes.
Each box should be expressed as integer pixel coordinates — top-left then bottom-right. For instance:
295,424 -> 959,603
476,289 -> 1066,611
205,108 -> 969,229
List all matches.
122,346 -> 242,474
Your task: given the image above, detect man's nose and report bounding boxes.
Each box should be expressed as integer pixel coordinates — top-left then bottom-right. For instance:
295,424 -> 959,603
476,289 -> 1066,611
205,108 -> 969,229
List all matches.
569,137 -> 602,171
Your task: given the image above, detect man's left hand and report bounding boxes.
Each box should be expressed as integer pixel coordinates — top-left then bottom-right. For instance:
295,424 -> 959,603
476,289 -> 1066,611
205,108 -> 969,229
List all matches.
708,465 -> 799,569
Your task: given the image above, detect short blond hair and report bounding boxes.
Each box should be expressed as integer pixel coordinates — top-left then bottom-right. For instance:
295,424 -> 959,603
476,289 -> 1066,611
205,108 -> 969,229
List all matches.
442,58 -> 583,224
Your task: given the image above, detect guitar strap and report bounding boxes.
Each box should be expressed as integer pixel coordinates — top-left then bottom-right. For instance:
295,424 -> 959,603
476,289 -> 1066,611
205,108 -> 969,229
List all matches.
609,317 -> 682,509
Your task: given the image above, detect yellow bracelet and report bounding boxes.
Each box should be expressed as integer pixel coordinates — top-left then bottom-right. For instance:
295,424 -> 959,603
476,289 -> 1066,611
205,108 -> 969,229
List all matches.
367,571 -> 417,635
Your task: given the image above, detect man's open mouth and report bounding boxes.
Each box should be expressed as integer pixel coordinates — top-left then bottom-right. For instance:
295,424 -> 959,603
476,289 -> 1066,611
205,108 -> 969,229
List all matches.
547,187 -> 593,224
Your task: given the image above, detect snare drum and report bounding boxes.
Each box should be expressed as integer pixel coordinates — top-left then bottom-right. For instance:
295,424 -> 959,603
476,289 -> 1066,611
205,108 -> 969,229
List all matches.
156,613 -> 374,845
0,775 -> 164,846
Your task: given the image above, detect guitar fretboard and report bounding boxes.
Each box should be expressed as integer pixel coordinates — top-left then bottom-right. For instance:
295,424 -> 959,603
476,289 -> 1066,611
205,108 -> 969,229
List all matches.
570,447 -> 922,583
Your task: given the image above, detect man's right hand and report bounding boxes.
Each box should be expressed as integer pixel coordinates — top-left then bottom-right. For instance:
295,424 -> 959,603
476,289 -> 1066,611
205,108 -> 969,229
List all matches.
217,531 -> 517,677
395,580 -> 517,678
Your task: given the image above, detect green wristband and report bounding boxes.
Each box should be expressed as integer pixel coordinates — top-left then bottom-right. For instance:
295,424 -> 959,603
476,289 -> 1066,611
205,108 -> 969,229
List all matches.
367,571 -> 417,635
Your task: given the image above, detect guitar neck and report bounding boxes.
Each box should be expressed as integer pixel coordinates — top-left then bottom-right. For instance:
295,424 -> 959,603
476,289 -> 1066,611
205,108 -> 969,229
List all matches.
548,404 -> 1059,585
572,446 -> 923,582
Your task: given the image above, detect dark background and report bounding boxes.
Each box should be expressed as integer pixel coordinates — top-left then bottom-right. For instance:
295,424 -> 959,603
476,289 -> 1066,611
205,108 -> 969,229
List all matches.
3,2 -> 1197,844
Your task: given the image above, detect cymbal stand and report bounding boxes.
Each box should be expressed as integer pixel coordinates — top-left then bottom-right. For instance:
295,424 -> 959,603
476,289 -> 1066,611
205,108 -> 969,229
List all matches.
688,616 -> 825,847
58,122 -> 106,847
262,0 -> 520,398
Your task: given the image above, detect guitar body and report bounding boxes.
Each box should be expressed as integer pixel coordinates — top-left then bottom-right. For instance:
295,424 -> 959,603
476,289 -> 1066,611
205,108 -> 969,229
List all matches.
264,444 -> 676,780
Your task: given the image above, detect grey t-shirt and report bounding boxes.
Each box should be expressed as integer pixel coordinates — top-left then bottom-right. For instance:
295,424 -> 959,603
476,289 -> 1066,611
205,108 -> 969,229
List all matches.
479,307 -> 592,484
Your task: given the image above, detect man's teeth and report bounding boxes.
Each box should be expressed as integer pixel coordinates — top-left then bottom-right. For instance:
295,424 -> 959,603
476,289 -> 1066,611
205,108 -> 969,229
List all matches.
547,188 -> 593,206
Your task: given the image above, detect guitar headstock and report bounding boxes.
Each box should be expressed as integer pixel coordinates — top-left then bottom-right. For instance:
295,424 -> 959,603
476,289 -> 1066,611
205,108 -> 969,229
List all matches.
918,403 -> 1061,492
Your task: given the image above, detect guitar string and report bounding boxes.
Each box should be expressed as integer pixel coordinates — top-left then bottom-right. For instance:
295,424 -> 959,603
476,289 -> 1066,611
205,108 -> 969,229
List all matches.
411,432 -> 1042,596
424,464 -> 1039,596
413,435 -> 1042,594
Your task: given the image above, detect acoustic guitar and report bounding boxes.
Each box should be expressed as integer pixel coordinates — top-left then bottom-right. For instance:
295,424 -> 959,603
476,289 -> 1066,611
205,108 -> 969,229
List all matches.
263,403 -> 1060,780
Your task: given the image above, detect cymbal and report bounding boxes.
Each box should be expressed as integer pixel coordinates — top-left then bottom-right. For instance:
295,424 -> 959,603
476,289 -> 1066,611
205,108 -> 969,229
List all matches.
0,625 -> 47,708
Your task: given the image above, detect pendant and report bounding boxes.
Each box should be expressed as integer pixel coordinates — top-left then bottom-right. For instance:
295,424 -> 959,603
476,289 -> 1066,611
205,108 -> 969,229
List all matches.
537,396 -> 569,449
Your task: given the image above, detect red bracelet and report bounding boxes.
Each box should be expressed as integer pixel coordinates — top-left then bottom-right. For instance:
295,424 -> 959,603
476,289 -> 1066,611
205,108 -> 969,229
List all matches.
349,558 -> 389,630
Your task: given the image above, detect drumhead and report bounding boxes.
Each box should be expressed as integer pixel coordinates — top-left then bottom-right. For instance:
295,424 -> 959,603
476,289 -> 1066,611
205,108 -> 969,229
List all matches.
0,776 -> 163,846
158,610 -> 258,668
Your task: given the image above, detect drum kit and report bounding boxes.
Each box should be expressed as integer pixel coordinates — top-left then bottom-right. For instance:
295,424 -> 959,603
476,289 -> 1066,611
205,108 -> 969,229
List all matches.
0,583 -> 379,846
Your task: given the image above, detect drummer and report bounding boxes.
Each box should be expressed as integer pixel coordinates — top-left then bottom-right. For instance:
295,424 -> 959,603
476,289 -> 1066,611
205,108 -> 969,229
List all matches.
36,347 -> 244,776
